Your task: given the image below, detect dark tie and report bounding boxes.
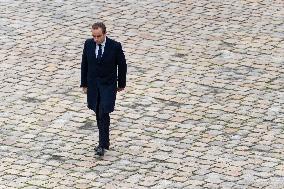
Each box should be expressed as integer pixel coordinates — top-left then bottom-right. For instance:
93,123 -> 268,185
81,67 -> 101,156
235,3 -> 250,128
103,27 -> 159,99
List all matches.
98,44 -> 102,61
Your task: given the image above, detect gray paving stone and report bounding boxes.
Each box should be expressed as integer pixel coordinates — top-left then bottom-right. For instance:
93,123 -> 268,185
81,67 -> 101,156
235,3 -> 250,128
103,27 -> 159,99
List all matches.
0,0 -> 283,188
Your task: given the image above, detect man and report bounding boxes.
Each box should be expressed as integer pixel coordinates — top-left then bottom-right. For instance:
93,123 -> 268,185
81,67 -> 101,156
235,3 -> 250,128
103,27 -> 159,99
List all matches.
80,22 -> 127,156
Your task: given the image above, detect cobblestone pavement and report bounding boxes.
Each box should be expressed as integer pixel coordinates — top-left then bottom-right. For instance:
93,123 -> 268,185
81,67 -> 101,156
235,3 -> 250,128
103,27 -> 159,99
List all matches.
0,0 -> 283,188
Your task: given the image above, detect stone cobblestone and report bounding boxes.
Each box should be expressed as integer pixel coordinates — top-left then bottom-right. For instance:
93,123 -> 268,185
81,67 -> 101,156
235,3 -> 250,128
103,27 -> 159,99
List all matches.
0,0 -> 283,188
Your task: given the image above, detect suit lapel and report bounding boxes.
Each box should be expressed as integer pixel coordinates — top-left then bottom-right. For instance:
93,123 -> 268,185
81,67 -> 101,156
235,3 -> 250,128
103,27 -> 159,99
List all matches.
90,39 -> 97,61
101,37 -> 111,62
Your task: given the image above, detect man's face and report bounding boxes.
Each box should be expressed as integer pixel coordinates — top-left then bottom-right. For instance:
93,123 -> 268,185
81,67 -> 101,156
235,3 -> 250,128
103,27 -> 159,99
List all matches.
92,28 -> 106,44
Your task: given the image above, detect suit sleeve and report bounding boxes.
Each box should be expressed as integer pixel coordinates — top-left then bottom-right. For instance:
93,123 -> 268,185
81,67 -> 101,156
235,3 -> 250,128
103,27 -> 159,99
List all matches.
117,42 -> 127,88
80,40 -> 88,87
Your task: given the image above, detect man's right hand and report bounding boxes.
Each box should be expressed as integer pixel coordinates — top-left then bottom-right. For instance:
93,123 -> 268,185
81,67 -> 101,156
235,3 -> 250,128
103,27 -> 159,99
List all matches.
83,87 -> 87,94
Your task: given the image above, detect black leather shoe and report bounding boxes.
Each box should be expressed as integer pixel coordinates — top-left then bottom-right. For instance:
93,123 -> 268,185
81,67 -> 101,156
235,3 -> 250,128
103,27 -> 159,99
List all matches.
96,147 -> 104,156
95,145 -> 109,151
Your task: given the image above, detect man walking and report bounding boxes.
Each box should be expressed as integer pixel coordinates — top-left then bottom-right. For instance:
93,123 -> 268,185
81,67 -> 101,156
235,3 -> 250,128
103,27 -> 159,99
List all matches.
80,22 -> 127,156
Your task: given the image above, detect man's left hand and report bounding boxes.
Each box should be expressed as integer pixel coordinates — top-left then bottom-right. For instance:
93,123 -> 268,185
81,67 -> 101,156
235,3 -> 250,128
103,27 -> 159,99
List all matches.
117,88 -> 124,92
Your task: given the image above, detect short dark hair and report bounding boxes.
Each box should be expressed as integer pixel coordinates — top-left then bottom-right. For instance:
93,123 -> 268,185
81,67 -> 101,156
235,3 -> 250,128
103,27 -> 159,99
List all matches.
92,22 -> 106,34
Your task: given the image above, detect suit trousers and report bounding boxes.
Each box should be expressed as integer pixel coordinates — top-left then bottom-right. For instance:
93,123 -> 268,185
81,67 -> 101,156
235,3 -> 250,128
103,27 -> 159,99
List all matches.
95,91 -> 110,149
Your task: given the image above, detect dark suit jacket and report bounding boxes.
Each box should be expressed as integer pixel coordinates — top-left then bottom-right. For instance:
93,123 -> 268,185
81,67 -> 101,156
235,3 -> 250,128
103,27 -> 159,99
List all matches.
80,37 -> 127,113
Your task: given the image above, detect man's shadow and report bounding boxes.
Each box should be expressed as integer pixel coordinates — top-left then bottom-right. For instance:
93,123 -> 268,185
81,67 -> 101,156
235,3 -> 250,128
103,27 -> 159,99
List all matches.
78,121 -> 95,130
